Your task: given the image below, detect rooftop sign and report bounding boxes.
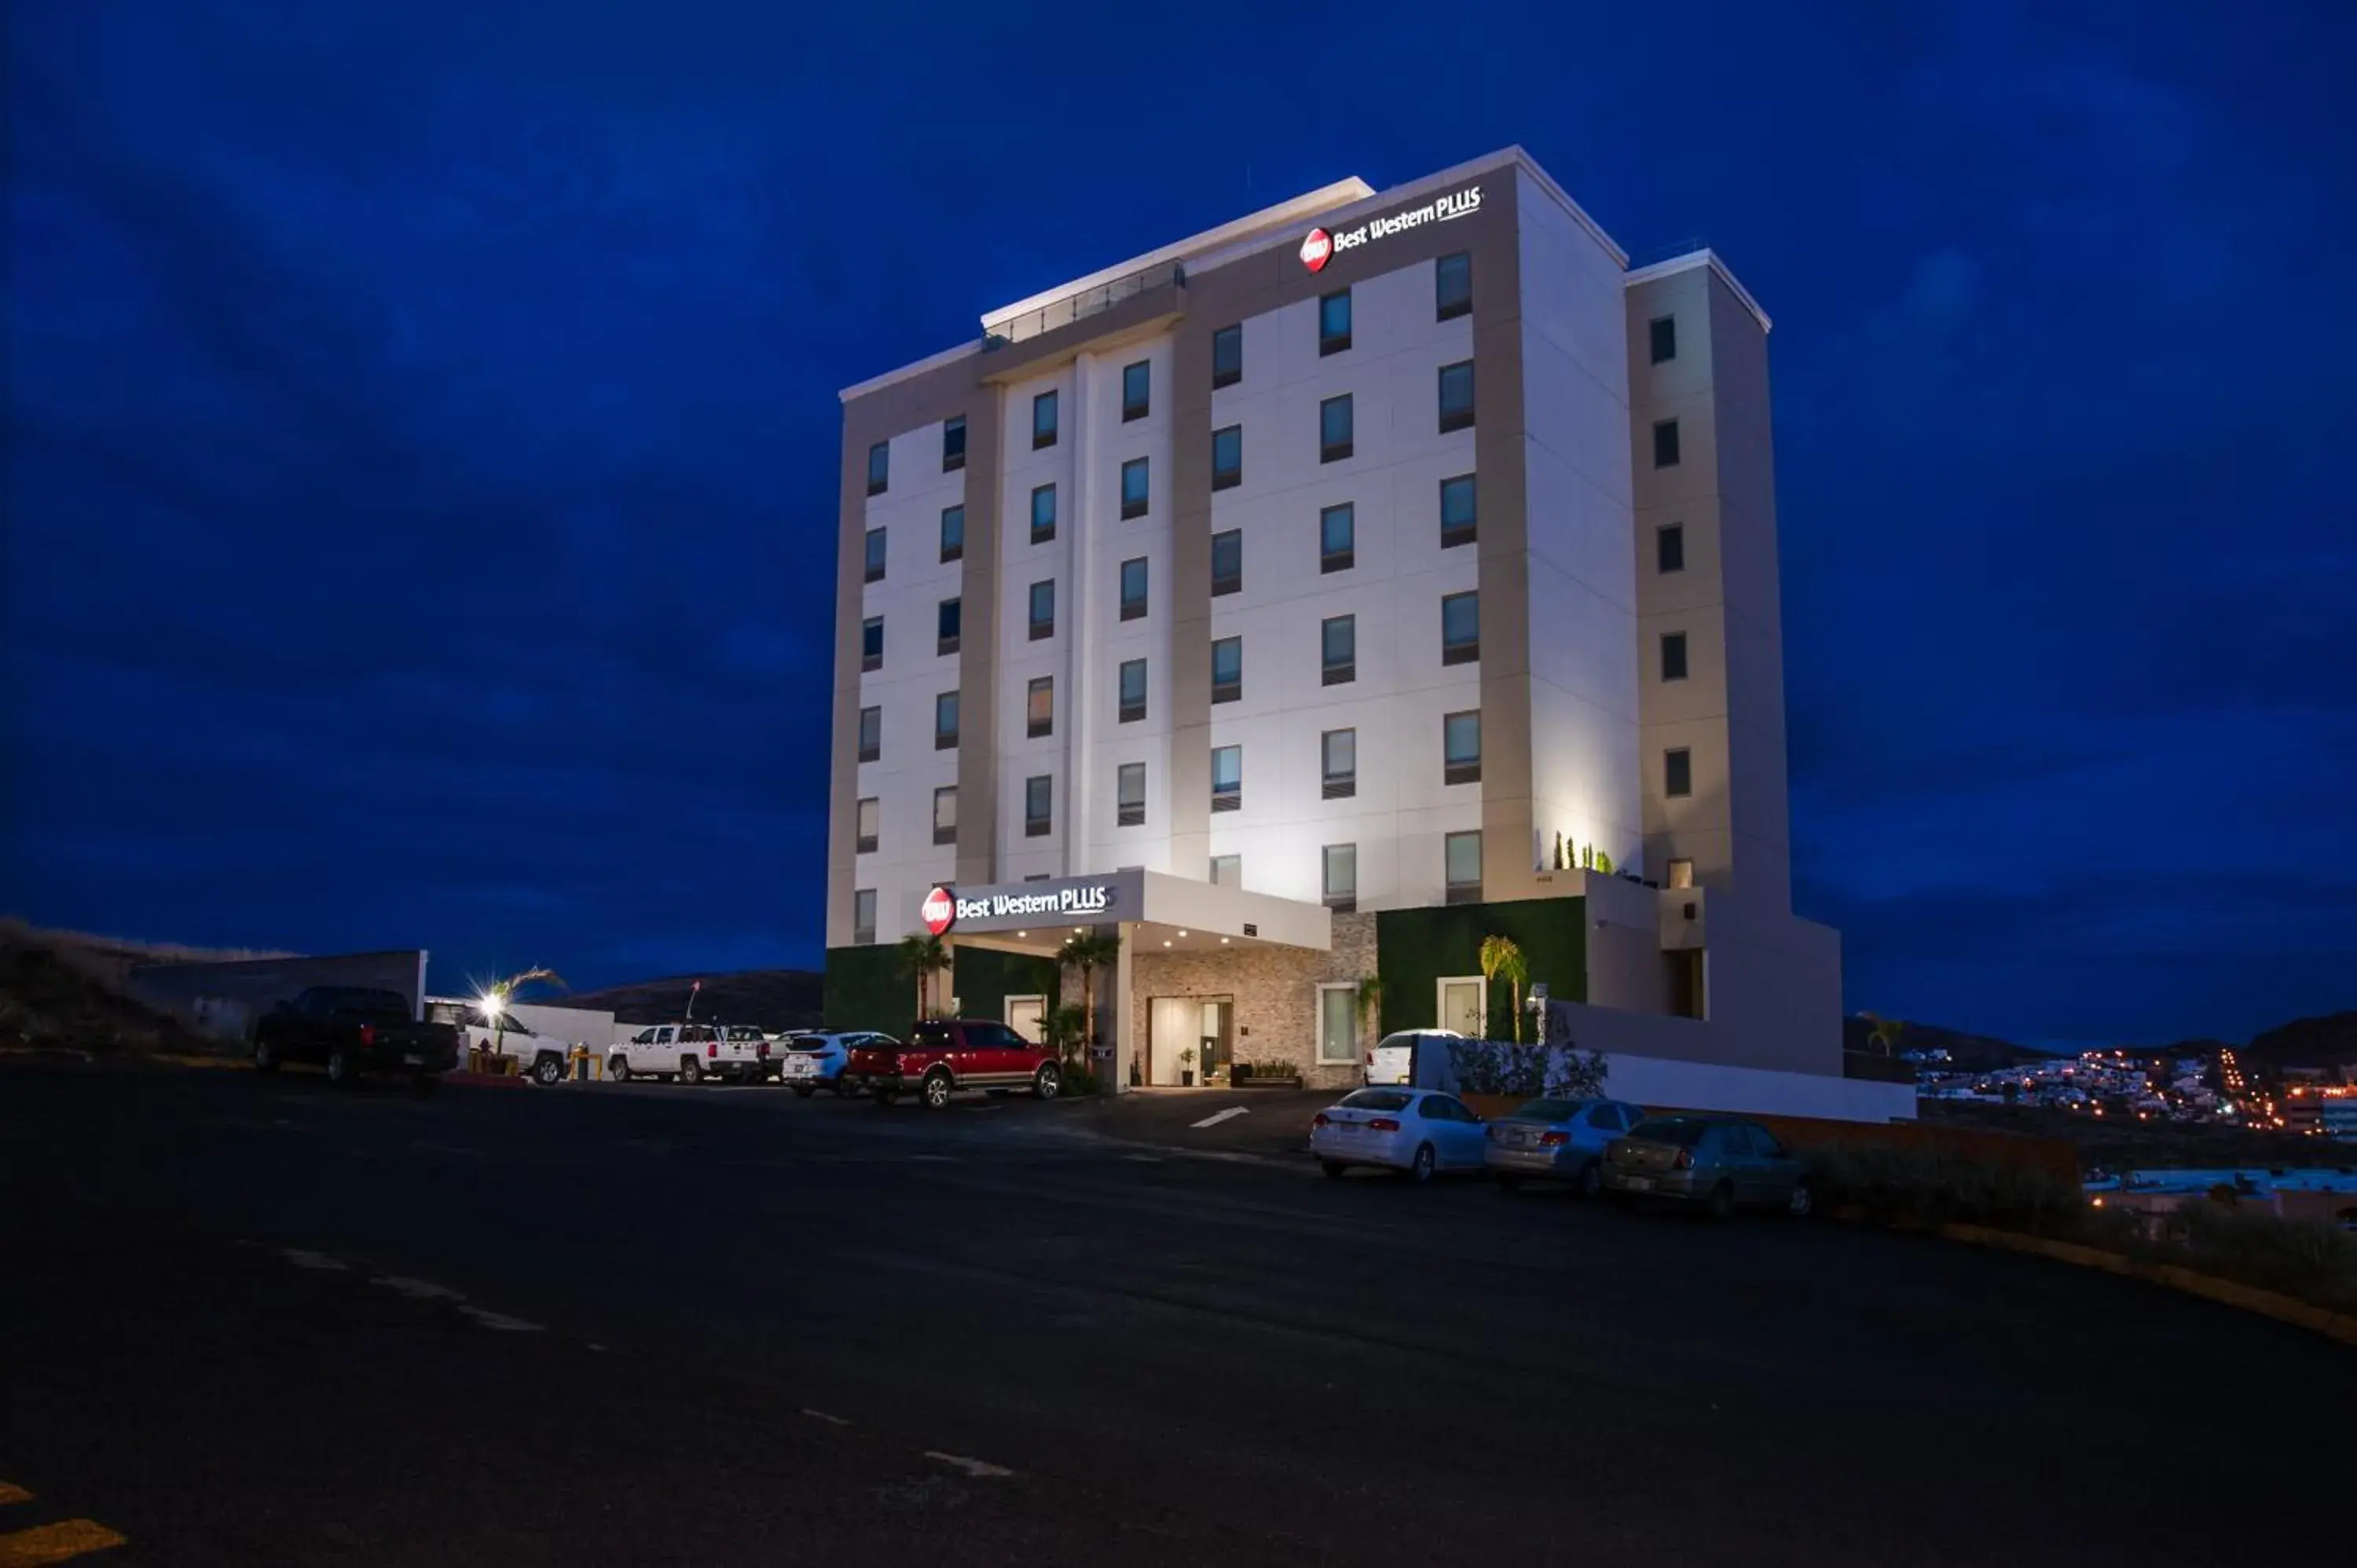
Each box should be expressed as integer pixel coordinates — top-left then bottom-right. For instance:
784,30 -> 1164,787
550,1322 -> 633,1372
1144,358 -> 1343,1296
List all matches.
1301,183 -> 1483,272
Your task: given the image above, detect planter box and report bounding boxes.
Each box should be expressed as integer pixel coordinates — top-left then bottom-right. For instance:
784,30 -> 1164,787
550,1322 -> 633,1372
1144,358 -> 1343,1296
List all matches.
1235,1075 -> 1303,1090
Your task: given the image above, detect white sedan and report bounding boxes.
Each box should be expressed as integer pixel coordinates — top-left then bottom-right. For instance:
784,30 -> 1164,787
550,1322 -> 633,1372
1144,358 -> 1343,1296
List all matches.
1310,1087 -> 1490,1181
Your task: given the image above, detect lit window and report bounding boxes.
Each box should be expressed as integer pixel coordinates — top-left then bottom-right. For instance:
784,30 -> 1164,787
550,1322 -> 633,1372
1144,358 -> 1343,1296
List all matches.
1320,394 -> 1353,463
1211,324 -> 1242,389
1119,556 -> 1148,621
1210,745 -> 1241,811
1321,614 -> 1354,685
1211,636 -> 1241,704
1441,592 -> 1479,665
1122,361 -> 1150,421
852,888 -> 877,943
1445,830 -> 1483,903
1322,844 -> 1357,912
1120,457 -> 1149,519
858,705 -> 881,763
1211,424 -> 1242,489
1318,981 -> 1358,1059
1025,775 -> 1054,836
1027,676 -> 1054,738
855,797 -> 879,855
933,786 -> 958,845
1032,390 -> 1058,449
1031,483 -> 1057,544
1118,658 -> 1146,724
1320,503 -> 1354,573
1439,474 -> 1476,548
1211,529 -> 1242,596
1319,289 -> 1351,355
1321,727 -> 1356,800
1029,579 -> 1054,640
1438,360 -> 1475,433
1117,762 -> 1146,826
866,441 -> 889,496
1435,251 -> 1472,321
1666,857 -> 1695,890
1444,710 -> 1481,785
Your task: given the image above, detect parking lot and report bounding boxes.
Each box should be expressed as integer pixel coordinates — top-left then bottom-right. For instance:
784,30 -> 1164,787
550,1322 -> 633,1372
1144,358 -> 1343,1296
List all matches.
3,1057 -> 2351,1566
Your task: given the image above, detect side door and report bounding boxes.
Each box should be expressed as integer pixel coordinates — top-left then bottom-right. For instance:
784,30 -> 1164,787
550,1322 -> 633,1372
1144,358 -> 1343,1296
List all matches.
1436,979 -> 1486,1039
1425,1095 -> 1484,1167
970,1021 -> 1035,1085
647,1025 -> 680,1072
1746,1123 -> 1798,1203
1578,1101 -> 1626,1158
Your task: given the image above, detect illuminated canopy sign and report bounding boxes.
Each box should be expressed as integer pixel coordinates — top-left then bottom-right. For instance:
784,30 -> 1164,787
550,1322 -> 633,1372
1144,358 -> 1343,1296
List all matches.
955,885 -> 1110,922
1302,184 -> 1483,272
919,872 -> 1131,935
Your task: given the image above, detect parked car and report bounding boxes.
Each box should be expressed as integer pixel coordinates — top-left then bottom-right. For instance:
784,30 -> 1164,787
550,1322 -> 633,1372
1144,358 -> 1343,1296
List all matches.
1362,1029 -> 1465,1087
605,1023 -> 768,1085
845,1020 -> 1060,1109
774,1031 -> 893,1097
252,987 -> 461,1091
1483,1097 -> 1651,1195
1310,1086 -> 1488,1181
461,1013 -> 578,1086
1600,1116 -> 1813,1218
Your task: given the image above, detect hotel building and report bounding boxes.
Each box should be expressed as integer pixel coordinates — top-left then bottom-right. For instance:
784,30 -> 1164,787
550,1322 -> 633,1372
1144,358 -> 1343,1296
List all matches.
824,146 -> 1841,1092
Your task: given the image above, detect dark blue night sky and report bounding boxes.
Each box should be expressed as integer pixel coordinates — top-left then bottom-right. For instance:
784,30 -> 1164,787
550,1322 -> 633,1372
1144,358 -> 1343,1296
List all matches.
7,2 -> 2353,1046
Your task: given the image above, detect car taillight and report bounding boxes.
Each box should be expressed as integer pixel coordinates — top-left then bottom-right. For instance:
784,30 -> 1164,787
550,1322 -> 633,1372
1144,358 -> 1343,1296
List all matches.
1369,1117 -> 1400,1132
359,1025 -> 376,1047
1539,1131 -> 1569,1146
1673,1149 -> 1693,1170
1313,1112 -> 1331,1128
707,1041 -> 717,1058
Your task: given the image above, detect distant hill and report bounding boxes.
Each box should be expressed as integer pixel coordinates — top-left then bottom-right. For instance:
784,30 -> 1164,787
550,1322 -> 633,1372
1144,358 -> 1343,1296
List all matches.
558,969 -> 823,1031
2242,1011 -> 2357,1072
1844,1015 -> 2050,1073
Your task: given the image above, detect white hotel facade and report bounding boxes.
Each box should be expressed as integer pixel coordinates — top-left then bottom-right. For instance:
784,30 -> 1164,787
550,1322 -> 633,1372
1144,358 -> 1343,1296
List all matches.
826,148 -> 1843,1094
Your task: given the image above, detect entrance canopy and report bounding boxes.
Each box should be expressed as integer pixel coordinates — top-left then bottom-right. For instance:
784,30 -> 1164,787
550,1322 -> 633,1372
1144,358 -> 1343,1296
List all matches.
924,869 -> 1331,956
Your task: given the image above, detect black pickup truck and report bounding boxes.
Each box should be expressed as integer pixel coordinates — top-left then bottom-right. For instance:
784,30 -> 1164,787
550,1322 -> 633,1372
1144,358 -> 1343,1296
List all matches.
253,987 -> 462,1090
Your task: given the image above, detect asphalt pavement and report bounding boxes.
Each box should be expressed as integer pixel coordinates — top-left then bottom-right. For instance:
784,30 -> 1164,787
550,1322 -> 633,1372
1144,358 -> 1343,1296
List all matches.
2,1057 -> 2348,1566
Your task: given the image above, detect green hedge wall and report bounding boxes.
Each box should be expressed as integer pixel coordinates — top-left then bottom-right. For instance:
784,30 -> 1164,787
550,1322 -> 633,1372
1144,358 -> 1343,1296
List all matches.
1374,896 -> 1585,1038
951,945 -> 1059,1025
822,944 -> 903,1031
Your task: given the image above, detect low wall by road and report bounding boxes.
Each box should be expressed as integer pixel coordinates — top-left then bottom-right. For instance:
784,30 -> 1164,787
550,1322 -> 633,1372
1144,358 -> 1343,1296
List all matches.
130,951 -> 430,1042
1604,1053 -> 1916,1123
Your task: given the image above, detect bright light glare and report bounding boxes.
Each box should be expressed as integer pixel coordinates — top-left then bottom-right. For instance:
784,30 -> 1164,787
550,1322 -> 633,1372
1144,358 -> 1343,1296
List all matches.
480,992 -> 504,1017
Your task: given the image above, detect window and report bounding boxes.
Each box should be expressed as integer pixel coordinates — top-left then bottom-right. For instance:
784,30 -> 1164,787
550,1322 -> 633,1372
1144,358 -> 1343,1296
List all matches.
1119,556 -> 1148,621
1210,745 -> 1241,811
866,440 -> 889,496
852,888 -> 877,944
855,797 -> 879,855
1317,983 -> 1359,1061
1117,762 -> 1146,826
1653,418 -> 1681,468
1122,360 -> 1150,422
1209,852 -> 1241,886
943,414 -> 966,471
1025,775 -> 1054,836
1321,614 -> 1355,685
1320,503 -> 1354,573
1032,390 -> 1058,449
1211,424 -> 1242,490
1211,529 -> 1242,596
1211,636 -> 1241,704
1027,676 -> 1054,738
863,526 -> 887,584
1319,394 -> 1353,463
933,786 -> 958,846
1648,315 -> 1676,365
1437,360 -> 1475,433
1445,830 -> 1483,903
940,504 -> 965,563
1321,727 -> 1356,800
1665,747 -> 1692,798
1444,709 -> 1481,785
1661,632 -> 1688,682
933,691 -> 959,749
1030,483 -> 1057,544
1439,474 -> 1477,548
1666,857 -> 1695,890
1118,658 -> 1147,724
1211,324 -> 1242,389
1120,457 -> 1149,519
1441,592 -> 1479,665
937,596 -> 961,657
1321,844 -> 1357,912
1318,288 -> 1351,355
857,704 -> 881,763
1435,251 -> 1472,321
1029,579 -> 1054,640
861,615 -> 884,672
1656,522 -> 1684,574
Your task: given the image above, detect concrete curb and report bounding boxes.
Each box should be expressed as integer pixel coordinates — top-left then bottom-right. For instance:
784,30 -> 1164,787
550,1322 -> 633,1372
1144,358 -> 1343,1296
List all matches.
1831,1207 -> 2357,1349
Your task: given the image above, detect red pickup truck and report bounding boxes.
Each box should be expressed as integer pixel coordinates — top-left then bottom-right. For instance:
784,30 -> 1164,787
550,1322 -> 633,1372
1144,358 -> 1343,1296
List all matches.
845,1020 -> 1061,1109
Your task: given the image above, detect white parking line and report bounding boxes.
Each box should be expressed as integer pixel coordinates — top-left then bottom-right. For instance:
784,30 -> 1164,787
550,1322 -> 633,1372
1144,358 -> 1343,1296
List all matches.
280,1249 -> 349,1271
1190,1106 -> 1249,1130
907,1153 -> 959,1163
801,1408 -> 852,1426
923,1451 -> 1015,1478
372,1276 -> 465,1302
1122,1154 -> 1164,1163
457,1306 -> 544,1332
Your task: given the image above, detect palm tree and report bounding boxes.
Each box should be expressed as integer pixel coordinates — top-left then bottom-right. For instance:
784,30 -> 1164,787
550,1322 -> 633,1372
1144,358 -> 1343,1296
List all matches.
1056,929 -> 1121,1063
896,933 -> 953,1023
482,967 -> 567,1062
1478,935 -> 1528,1043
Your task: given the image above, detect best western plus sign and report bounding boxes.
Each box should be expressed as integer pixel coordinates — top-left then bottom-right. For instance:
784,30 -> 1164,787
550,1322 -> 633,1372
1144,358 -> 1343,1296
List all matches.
1299,227 -> 1332,273
920,885 -> 955,936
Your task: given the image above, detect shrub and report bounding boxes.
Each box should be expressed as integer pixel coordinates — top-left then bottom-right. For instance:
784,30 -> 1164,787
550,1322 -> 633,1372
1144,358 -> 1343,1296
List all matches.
1056,1064 -> 1099,1097
2150,1203 -> 2357,1313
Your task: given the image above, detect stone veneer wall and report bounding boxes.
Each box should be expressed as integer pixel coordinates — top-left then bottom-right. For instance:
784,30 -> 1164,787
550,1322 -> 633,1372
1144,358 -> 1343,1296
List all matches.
1124,913 -> 1378,1092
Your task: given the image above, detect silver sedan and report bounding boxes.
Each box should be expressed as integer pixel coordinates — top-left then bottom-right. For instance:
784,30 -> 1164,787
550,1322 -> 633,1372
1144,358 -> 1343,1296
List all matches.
1483,1097 -> 1650,1195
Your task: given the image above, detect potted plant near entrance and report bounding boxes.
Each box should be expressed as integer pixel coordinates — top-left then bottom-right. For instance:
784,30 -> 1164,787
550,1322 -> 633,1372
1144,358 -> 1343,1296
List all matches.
1177,1046 -> 1196,1087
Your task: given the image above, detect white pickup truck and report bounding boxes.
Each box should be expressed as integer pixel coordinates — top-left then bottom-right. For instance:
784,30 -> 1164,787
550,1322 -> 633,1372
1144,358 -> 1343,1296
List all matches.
605,1023 -> 769,1085
424,999 -> 581,1086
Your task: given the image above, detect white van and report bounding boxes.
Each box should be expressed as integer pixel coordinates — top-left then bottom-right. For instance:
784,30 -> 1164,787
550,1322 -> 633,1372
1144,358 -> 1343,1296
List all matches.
1365,1030 -> 1464,1088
